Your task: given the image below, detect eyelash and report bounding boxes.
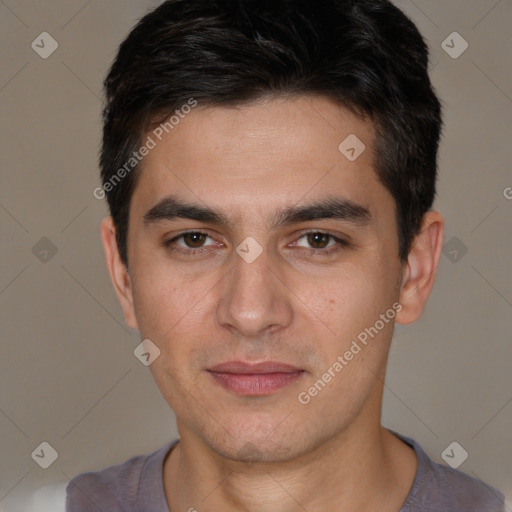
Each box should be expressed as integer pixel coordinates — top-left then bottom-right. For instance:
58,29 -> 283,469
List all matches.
163,230 -> 349,257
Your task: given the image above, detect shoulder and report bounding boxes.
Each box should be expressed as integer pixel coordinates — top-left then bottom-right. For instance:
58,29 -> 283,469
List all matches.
66,441 -> 177,512
66,453 -> 146,510
411,458 -> 504,511
394,431 -> 505,512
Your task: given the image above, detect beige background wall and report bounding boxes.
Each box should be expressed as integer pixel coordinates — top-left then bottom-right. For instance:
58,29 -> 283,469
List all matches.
0,0 -> 511,510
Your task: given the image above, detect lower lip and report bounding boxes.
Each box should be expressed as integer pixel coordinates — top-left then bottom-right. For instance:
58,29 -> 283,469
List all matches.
208,371 -> 304,396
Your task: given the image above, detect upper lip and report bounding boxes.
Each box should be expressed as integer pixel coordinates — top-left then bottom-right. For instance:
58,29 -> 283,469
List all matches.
207,361 -> 303,374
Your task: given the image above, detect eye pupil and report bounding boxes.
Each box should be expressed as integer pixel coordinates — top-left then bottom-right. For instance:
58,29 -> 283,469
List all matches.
184,233 -> 206,248
307,233 -> 329,248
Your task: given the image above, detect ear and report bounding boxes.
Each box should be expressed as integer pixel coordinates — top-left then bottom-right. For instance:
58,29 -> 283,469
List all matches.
396,210 -> 444,325
100,216 -> 138,329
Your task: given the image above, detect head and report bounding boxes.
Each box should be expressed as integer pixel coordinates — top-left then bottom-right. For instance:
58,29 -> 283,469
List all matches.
100,0 -> 444,462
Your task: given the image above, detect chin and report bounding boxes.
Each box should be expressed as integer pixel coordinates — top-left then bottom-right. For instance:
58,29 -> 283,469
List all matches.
214,437 -> 302,464
198,414 -> 317,464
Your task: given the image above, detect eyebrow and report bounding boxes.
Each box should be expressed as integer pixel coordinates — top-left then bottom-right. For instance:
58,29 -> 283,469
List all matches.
143,195 -> 372,230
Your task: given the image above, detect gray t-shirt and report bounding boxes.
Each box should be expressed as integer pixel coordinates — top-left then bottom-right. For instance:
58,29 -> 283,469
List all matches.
66,431 -> 505,511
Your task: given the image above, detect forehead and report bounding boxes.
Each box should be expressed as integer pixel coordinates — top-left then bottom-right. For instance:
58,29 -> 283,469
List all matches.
131,95 -> 393,223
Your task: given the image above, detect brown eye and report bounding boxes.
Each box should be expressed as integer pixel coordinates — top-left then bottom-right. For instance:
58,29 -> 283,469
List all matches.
182,232 -> 208,248
164,231 -> 218,253
294,231 -> 349,255
306,232 -> 331,249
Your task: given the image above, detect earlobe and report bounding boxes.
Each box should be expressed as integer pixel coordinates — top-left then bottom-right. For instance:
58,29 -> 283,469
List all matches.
396,211 -> 444,325
100,217 -> 139,330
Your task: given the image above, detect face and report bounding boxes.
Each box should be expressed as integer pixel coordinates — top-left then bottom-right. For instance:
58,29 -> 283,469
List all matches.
107,96 -> 421,462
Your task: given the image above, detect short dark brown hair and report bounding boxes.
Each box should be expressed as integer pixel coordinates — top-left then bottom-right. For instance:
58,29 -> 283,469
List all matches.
100,0 -> 442,265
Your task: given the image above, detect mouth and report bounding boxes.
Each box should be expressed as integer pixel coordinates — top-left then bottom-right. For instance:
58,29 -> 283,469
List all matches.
206,361 -> 305,396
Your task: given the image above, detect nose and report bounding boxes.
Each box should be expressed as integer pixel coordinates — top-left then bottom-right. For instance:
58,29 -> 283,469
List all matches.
216,245 -> 294,338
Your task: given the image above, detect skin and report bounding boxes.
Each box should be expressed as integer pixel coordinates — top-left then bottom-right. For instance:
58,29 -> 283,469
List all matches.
101,95 -> 444,512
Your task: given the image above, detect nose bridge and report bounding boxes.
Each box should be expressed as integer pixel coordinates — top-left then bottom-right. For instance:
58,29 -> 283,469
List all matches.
216,245 -> 292,337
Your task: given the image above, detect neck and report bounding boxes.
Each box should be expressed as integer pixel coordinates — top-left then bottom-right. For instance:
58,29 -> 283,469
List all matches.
163,408 -> 417,512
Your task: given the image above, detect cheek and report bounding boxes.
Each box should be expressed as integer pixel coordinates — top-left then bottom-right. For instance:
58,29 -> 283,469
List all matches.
130,260 -> 222,377
130,248 -> 212,327
136,271 -> 209,395
297,258 -> 395,333
316,267 -> 398,384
